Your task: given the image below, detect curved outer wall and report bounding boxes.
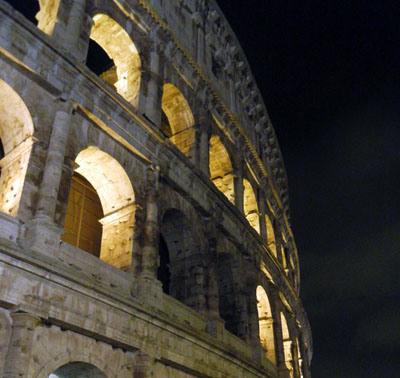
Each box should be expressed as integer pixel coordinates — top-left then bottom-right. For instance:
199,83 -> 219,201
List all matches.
0,0 -> 312,377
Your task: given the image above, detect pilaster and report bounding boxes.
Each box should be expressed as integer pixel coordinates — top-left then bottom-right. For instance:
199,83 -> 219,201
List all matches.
3,312 -> 41,378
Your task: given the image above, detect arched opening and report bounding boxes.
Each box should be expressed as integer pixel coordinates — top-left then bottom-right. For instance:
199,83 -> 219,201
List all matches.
216,251 -> 241,337
256,286 -> 276,364
157,234 -> 171,294
61,146 -> 135,270
87,14 -> 141,106
209,134 -> 234,203
265,215 -> 277,257
281,312 -> 294,377
49,362 -> 106,378
4,0 -> 60,35
0,80 -> 34,216
243,179 -> 260,233
159,209 -> 202,309
161,84 -> 195,156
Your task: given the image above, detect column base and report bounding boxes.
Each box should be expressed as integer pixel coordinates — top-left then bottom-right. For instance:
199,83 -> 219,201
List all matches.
132,276 -> 164,308
20,216 -> 63,257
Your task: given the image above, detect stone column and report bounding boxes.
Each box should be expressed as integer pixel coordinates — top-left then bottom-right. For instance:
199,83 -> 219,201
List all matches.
134,351 -> 155,378
3,312 -> 41,378
139,42 -> 163,127
291,336 -> 301,378
298,338 -> 311,378
259,197 -> 268,243
190,265 -> 207,313
141,166 -> 160,280
63,0 -> 87,58
271,295 -> 291,378
35,101 -> 73,221
233,164 -> 244,213
247,281 -> 263,361
197,117 -> 210,175
134,166 -> 163,303
23,100 -> 73,252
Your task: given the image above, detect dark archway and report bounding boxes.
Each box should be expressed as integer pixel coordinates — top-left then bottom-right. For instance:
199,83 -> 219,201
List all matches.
49,362 -> 107,378
86,39 -> 116,83
159,209 -> 203,309
216,252 -> 241,337
157,234 -> 171,294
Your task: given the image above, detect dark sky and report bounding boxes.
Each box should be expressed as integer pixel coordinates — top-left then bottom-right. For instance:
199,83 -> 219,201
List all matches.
216,1 -> 400,377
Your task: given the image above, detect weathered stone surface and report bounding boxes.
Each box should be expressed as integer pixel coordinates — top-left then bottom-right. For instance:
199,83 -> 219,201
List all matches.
0,1 -> 311,377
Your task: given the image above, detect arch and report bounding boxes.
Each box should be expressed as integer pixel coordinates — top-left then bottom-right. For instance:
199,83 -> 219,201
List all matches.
161,83 -> 195,156
61,146 -> 135,270
49,362 -> 107,378
280,312 -> 294,377
256,286 -> 276,364
4,0 -> 59,35
243,179 -> 260,233
209,134 -> 234,203
88,14 -> 141,106
0,79 -> 34,216
159,208 -> 203,309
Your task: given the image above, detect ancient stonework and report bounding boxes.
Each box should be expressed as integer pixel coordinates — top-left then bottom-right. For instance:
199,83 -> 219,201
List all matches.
0,0 -> 312,377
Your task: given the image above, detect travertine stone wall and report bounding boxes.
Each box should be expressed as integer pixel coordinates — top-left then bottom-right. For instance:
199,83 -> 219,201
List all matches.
0,0 -> 312,377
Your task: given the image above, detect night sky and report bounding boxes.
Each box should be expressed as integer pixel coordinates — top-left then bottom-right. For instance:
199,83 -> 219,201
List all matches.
216,1 -> 400,377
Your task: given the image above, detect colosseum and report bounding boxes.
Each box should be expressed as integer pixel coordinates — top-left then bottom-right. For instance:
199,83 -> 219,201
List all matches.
0,0 -> 312,377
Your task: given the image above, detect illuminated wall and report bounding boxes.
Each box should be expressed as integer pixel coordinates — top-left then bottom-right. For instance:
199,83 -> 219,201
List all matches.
89,14 -> 141,106
0,80 -> 34,217
209,134 -> 234,203
161,83 -> 195,156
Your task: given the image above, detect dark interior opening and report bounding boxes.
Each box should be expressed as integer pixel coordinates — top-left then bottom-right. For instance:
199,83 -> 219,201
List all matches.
160,110 -> 173,138
157,234 -> 171,294
0,138 -> 4,176
4,0 -> 39,25
0,139 -> 4,161
86,39 -> 117,87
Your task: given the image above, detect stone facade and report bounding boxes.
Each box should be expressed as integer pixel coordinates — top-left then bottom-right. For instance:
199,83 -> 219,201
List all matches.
0,1 -> 312,377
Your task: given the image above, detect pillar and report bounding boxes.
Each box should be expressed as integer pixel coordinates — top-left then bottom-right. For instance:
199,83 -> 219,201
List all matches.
233,164 -> 244,213
139,41 -> 163,126
199,118 -> 210,175
271,291 -> 291,378
134,351 -> 154,378
291,337 -> 301,378
23,100 -> 73,252
35,101 -> 73,221
3,312 -> 41,378
259,197 -> 268,243
190,265 -> 207,314
133,166 -> 163,302
247,281 -> 263,361
63,0 -> 87,59
141,166 -> 160,280
298,338 -> 311,378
